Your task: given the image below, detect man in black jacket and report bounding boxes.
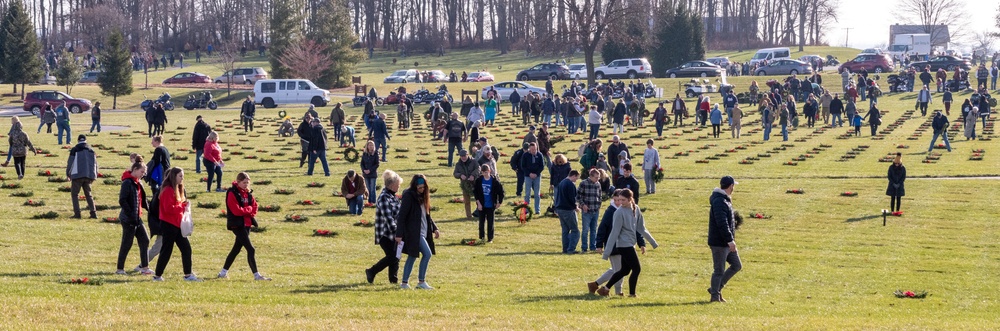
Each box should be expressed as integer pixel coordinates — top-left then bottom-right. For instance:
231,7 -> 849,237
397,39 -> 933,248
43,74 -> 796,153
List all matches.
708,175 -> 741,303
240,96 -> 256,132
613,163 -> 640,205
192,115 -> 211,174
606,135 -> 629,179
509,143 -> 528,196
927,111 -> 952,153
297,114 -> 314,168
306,118 -> 329,176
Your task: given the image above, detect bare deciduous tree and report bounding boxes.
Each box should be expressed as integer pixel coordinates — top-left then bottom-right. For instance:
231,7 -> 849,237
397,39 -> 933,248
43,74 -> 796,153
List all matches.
215,40 -> 242,98
895,0 -> 968,44
561,0 -> 628,86
277,39 -> 333,82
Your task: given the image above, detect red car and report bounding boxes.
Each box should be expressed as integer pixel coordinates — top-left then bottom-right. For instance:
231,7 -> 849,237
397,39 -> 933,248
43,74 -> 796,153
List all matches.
162,72 -> 212,84
23,90 -> 93,115
465,71 -> 495,82
839,54 -> 895,74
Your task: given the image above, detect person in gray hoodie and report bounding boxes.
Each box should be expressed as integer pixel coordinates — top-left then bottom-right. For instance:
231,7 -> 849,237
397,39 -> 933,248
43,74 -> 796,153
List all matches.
595,189 -> 658,297
67,134 -> 98,218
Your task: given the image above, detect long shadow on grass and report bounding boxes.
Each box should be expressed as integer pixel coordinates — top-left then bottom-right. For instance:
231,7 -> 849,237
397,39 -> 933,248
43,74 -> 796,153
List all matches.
517,294 -> 606,302
290,282 -> 383,294
485,251 -> 566,256
611,301 -> 709,308
845,214 -> 882,223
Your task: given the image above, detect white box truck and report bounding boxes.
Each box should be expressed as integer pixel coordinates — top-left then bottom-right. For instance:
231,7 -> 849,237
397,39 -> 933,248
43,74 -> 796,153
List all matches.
889,33 -> 931,60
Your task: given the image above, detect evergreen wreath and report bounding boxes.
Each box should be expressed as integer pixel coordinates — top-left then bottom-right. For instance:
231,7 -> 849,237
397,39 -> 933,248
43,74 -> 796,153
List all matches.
343,147 -> 360,163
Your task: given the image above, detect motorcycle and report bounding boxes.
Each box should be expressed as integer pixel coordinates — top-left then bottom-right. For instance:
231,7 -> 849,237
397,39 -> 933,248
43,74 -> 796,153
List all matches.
140,95 -> 155,111
184,91 -> 218,110
411,87 -> 432,104
156,93 -> 174,110
826,55 -> 840,66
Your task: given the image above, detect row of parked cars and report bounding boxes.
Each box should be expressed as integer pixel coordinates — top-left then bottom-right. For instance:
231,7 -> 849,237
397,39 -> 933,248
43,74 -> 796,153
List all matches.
77,67 -> 271,85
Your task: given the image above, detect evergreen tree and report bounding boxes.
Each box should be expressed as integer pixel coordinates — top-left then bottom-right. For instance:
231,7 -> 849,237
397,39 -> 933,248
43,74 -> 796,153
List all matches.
97,29 -> 133,109
649,4 -> 705,78
601,18 -> 648,65
55,50 -> 83,94
0,0 -> 43,96
268,0 -> 302,79
309,0 -> 365,88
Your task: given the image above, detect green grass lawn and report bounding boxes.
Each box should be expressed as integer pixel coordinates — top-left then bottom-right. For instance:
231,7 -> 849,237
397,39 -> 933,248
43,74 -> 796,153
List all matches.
1,48 -> 998,329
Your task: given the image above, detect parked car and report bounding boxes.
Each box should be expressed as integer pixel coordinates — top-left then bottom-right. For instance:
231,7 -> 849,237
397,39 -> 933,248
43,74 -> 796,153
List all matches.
38,75 -> 57,85
749,47 -> 791,66
859,48 -> 885,55
466,71 -> 495,82
480,81 -> 546,101
706,57 -> 731,68
798,55 -> 823,65
254,79 -> 330,108
424,70 -> 447,82
79,71 -> 100,83
839,54 -> 895,73
665,61 -> 725,78
162,72 -> 211,84
567,63 -> 588,79
593,58 -> 652,80
909,56 -> 972,71
754,59 -> 813,76
23,90 -> 92,115
384,69 -> 418,83
214,67 -> 268,84
516,63 -> 571,81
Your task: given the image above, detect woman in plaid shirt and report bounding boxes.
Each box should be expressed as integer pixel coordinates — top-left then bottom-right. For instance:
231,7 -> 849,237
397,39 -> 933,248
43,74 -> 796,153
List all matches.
365,170 -> 403,284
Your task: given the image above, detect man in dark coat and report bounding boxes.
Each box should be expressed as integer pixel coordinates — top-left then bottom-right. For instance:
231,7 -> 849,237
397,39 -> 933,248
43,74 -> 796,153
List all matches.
606,135 -> 629,178
240,96 -> 256,132
297,114 -> 314,168
306,118 -> 329,176
192,115 -> 211,173
708,175 -> 741,303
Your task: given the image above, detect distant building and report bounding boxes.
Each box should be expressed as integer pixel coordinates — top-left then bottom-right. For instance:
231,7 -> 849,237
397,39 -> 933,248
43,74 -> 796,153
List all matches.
889,24 -> 950,49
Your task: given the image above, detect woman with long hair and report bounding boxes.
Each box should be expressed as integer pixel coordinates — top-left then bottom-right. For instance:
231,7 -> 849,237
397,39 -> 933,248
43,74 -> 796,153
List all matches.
395,174 -> 441,289
596,190 -> 658,297
202,131 -> 225,192
219,172 -> 270,281
7,117 -> 36,179
886,153 -> 906,213
116,161 -> 152,275
153,167 -> 200,281
360,140 -> 380,204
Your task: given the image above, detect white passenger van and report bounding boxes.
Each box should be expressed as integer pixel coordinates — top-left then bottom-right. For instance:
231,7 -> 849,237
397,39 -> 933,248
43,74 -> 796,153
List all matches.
254,79 -> 331,109
748,47 -> 791,66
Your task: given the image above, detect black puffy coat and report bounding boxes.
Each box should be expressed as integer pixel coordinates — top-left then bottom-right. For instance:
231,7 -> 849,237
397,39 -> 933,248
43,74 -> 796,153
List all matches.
886,163 -> 906,197
118,177 -> 148,226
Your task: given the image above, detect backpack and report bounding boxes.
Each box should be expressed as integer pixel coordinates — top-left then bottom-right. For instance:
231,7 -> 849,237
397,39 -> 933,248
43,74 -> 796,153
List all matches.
510,149 -> 524,171
577,142 -> 588,158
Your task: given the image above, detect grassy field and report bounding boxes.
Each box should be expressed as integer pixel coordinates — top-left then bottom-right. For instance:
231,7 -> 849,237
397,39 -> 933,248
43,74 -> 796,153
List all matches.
0,47 -> 998,329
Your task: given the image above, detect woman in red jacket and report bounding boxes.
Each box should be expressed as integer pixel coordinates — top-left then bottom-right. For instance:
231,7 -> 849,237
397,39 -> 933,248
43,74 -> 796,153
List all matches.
698,96 -> 711,127
153,167 -> 201,281
218,172 -> 271,280
202,131 -> 225,192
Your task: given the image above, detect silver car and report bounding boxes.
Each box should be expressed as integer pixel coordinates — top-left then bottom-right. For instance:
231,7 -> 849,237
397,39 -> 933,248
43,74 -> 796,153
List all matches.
79,71 -> 100,83
754,59 -> 814,76
215,67 -> 269,84
480,81 -> 547,101
384,69 -> 418,83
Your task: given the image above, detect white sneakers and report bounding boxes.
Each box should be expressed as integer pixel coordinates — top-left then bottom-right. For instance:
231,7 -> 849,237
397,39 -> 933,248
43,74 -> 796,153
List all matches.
254,274 -> 272,281
152,276 -> 164,282
400,283 -> 411,289
183,274 -> 203,282
401,282 -> 434,290
217,270 -> 228,279
115,270 -> 127,275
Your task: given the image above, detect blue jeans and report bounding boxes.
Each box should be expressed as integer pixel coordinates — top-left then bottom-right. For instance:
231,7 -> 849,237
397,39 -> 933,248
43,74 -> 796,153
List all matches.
374,138 -> 388,161
365,178 -> 377,203
544,114 -> 552,126
89,119 -> 101,133
763,123 -> 772,141
781,124 -> 788,141
202,159 -> 223,191
341,130 -> 355,147
928,131 -> 951,152
307,150 -> 330,176
869,96 -> 878,108
555,209 -> 580,253
983,115 -> 990,129
57,121 -> 71,145
447,139 -> 462,166
195,149 -> 204,173
567,117 -> 578,133
992,77 -> 997,90
553,111 -> 562,126
523,176 -> 541,214
347,195 -> 364,215
581,211 -> 598,251
589,124 -> 600,140
859,87 -> 867,101
655,121 -> 664,136
831,113 -> 843,127
402,237 -> 432,283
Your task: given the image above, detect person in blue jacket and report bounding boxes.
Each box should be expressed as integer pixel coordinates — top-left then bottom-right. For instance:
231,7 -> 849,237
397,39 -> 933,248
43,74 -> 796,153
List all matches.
709,104 -> 723,138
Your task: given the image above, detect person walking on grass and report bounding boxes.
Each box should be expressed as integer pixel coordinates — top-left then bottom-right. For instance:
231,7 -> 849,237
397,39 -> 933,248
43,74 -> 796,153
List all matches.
779,103 -> 789,141
330,102 -> 346,143
710,104 -> 723,138
342,169 -> 368,215
38,104 -> 55,134
67,135 -> 98,219
595,189 -> 658,297
731,105 -> 743,138
965,107 -> 979,140
89,101 -> 102,133
55,101 -> 72,145
587,189 -> 623,295
116,161 -> 152,276
395,175 -> 441,290
577,169 -> 603,253
366,170 -> 403,284
370,113 -> 390,162
454,150 -> 481,218
653,102 -> 668,137
761,99 -> 774,141
444,113 -> 467,167
153,167 -> 201,282
218,172 -> 271,281
614,163 -> 641,205
240,96 -> 256,132
521,143 -> 545,215
307,118 -> 331,176
709,175 -> 741,302
147,135 -> 171,194
192,115 -> 211,174
886,153 -> 906,213
474,164 -> 505,243
641,139 -> 660,194
7,118 -> 36,179
554,170 -> 581,254
361,141 -> 380,204
202,131 -> 225,192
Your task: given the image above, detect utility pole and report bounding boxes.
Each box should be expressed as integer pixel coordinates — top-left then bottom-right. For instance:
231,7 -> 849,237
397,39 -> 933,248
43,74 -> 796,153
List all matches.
843,28 -> 853,48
